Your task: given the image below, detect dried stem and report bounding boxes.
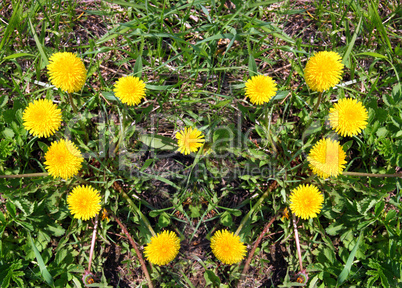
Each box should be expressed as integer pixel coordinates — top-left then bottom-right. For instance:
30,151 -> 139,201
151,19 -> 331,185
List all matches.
0,172 -> 48,178
343,171 -> 402,178
88,214 -> 99,272
238,215 -> 278,286
112,214 -> 154,288
292,213 -> 303,272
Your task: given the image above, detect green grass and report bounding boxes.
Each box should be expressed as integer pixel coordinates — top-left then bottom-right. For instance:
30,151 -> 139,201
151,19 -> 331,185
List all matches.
0,0 -> 401,287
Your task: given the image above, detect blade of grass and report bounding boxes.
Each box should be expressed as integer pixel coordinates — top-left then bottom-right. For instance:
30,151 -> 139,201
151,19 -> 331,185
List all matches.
248,54 -> 258,77
28,232 -> 54,287
28,18 -> 48,67
368,1 -> 392,52
336,230 -> 363,286
0,1 -> 23,51
342,16 -> 362,65
248,0 -> 285,8
133,54 -> 143,78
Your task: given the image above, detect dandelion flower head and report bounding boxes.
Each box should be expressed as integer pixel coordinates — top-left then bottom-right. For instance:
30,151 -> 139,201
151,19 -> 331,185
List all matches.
289,184 -> 324,220
304,51 -> 344,92
245,75 -> 277,105
113,76 -> 146,106
144,231 -> 181,266
47,52 -> 87,93
22,99 -> 62,138
67,185 -> 101,220
307,138 -> 346,178
329,98 -> 368,137
281,207 -> 290,221
210,230 -> 247,265
176,127 -> 205,155
44,139 -> 83,179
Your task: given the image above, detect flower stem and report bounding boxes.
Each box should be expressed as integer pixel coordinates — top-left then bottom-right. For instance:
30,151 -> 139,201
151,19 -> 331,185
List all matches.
0,172 -> 48,179
88,214 -> 99,272
344,171 -> 402,178
68,92 -> 78,114
238,215 -> 277,286
112,214 -> 154,288
292,213 -> 303,272
310,91 -> 323,116
119,187 -> 156,237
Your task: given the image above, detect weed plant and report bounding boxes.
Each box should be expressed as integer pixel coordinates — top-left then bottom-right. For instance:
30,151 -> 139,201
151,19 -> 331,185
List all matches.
0,0 -> 401,287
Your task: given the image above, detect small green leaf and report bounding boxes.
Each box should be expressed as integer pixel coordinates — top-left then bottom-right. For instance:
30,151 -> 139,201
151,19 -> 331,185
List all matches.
272,90 -> 289,101
55,249 -> 68,265
0,95 -> 8,108
6,202 -> 16,218
140,159 -> 154,172
220,211 -> 233,227
149,211 -> 161,217
101,91 -> 118,101
37,141 -> 49,153
204,269 -> 221,287
0,211 -> 5,223
158,212 -> 171,228
189,204 -> 202,218
343,140 -> 353,151
385,210 -> 397,222
213,99 -> 231,108
13,199 -> 34,216
326,223 -> 345,236
213,128 -> 232,150
145,84 -> 173,90
46,223 -> 66,237
382,93 -> 395,107
139,134 -> 176,150
2,128 -> 15,139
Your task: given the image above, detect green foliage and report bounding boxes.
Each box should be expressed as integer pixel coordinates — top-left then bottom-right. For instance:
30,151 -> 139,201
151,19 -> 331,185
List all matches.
0,0 -> 401,287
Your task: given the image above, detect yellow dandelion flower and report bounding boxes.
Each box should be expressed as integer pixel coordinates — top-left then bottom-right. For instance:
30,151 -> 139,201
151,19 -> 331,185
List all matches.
22,99 -> 62,138
307,138 -> 346,178
67,185 -> 101,220
210,230 -> 247,265
245,75 -> 278,105
101,208 -> 109,221
44,139 -> 83,179
329,98 -> 368,137
113,76 -> 146,106
289,184 -> 324,220
281,207 -> 290,221
144,231 -> 181,266
176,127 -> 205,155
47,52 -> 87,93
304,51 -> 344,92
